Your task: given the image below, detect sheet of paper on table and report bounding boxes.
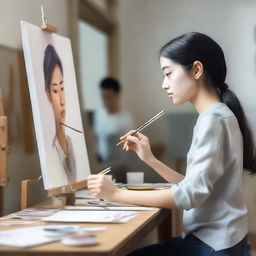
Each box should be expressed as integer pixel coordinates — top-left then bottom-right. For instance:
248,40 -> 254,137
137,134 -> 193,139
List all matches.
43,210 -> 138,223
0,226 -> 60,248
64,206 -> 158,211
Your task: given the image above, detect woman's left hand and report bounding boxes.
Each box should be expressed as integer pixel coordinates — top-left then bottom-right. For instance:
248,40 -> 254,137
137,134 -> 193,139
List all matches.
87,175 -> 119,201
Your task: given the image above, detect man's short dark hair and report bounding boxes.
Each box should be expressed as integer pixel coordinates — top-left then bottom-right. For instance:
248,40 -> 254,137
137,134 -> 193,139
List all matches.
100,77 -> 121,93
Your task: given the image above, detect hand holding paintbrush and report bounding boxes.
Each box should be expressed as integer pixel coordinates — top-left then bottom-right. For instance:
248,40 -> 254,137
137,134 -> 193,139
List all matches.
116,110 -> 166,163
116,110 -> 166,146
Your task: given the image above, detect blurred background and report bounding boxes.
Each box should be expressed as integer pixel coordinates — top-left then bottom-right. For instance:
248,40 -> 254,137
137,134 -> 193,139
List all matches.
0,0 -> 256,252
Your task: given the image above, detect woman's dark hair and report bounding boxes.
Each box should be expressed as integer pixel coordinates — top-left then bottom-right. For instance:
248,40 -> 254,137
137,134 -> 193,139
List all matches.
43,44 -> 63,91
160,32 -> 256,174
100,77 -> 121,93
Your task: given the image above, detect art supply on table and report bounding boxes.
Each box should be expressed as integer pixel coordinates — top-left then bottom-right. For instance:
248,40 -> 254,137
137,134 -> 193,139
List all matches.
76,198 -> 136,207
81,226 -> 106,232
126,186 -> 155,190
116,109 -> 166,146
0,224 -> 103,248
62,232 -> 97,246
123,183 -> 173,190
126,172 -> 144,184
0,219 -> 42,226
14,208 -> 60,220
42,225 -> 80,237
43,225 -> 106,238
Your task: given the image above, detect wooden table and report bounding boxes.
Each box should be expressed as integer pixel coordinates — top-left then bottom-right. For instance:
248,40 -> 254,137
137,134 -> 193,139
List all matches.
0,207 -> 172,256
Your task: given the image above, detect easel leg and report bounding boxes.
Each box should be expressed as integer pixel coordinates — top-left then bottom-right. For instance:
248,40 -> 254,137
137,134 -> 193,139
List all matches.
21,180 -> 31,210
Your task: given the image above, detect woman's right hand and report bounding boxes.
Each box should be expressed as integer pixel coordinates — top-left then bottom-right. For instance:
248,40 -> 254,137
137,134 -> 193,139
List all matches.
120,130 -> 155,163
87,174 -> 119,201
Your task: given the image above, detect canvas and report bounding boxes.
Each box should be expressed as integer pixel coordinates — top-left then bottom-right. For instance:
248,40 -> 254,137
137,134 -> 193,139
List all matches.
21,21 -> 91,189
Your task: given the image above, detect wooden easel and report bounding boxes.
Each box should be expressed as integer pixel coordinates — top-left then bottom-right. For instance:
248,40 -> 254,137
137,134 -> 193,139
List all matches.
40,5 -> 57,33
20,6 -> 89,210
0,88 -> 8,216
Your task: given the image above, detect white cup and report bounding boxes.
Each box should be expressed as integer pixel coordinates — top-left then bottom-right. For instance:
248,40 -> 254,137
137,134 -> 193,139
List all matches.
126,172 -> 144,184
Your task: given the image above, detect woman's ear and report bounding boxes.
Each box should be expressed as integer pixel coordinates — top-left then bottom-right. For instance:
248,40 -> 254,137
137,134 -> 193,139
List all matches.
192,61 -> 203,80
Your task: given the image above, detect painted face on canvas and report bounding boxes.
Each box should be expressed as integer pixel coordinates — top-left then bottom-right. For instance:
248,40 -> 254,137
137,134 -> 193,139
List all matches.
160,56 -> 197,105
47,65 -> 66,124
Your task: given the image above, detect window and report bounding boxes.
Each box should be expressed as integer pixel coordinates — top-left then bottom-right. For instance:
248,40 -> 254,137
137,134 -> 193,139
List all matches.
79,21 -> 108,111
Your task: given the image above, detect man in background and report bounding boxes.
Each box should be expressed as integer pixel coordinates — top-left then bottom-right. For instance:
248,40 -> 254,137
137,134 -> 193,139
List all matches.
93,77 -> 134,166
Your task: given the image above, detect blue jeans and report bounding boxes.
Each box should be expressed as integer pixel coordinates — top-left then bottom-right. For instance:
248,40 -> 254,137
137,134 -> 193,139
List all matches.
127,234 -> 251,256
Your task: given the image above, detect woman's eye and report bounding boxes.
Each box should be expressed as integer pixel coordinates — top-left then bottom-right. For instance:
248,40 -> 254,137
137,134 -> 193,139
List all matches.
52,89 -> 58,94
163,72 -> 171,79
61,87 -> 64,91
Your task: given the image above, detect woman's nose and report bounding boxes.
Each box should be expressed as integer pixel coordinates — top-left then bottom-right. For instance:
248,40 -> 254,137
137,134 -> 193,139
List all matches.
162,78 -> 170,90
60,94 -> 65,106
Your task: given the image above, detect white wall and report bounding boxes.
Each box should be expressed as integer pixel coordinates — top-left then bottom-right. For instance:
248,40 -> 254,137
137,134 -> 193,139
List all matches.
0,0 -> 69,48
0,0 -> 69,214
118,0 -> 256,143
79,21 -> 108,112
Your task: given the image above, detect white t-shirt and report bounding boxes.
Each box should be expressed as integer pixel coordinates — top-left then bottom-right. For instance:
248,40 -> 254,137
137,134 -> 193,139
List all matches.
172,103 -> 248,250
94,109 -> 134,162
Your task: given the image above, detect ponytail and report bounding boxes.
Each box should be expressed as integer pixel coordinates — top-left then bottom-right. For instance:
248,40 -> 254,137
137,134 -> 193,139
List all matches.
219,85 -> 256,174
160,32 -> 256,174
